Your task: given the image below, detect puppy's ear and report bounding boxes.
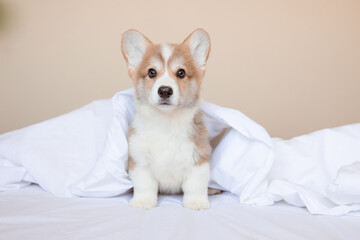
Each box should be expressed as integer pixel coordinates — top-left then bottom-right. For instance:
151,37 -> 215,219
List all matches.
121,29 -> 152,69
183,29 -> 211,69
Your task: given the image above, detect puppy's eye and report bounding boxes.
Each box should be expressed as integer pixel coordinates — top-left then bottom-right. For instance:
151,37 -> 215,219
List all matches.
148,68 -> 157,78
176,69 -> 185,79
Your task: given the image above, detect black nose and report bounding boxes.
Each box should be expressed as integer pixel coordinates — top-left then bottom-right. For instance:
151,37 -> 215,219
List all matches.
158,86 -> 173,99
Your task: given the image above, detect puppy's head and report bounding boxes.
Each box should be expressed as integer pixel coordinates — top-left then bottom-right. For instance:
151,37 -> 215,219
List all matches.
121,29 -> 210,111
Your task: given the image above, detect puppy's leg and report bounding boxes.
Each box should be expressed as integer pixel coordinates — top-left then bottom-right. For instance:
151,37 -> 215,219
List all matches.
182,163 -> 210,210
129,166 -> 158,209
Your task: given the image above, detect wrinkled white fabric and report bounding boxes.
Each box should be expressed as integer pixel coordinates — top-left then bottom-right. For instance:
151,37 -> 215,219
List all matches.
269,125 -> 360,215
0,88 -> 360,215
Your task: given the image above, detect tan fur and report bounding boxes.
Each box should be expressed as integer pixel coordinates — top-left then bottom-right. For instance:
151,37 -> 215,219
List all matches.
208,188 -> 222,195
128,156 -> 136,172
135,44 -> 164,80
169,43 -> 204,82
192,111 -> 211,166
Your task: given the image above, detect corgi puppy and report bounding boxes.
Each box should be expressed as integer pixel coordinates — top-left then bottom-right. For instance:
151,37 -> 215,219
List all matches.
121,29 -> 213,210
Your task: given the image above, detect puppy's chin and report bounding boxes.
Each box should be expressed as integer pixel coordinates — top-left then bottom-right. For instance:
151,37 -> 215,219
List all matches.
153,102 -> 178,112
147,97 -> 180,113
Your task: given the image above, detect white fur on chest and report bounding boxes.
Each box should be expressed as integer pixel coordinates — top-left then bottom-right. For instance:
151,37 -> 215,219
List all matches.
129,105 -> 198,193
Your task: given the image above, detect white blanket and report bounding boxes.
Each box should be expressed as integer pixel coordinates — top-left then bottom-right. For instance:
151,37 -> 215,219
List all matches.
1,88 -> 360,215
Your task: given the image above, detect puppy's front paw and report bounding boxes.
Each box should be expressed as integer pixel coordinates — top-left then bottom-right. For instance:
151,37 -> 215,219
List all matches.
183,195 -> 210,210
129,196 -> 157,209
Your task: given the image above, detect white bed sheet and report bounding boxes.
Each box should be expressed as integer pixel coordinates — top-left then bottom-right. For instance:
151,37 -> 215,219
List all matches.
1,185 -> 359,240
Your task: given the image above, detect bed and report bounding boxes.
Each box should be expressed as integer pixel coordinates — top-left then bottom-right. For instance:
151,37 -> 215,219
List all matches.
1,89 -> 360,239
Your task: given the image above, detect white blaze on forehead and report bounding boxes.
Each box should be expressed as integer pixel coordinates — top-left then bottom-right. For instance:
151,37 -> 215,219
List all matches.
158,44 -> 176,89
161,44 -> 174,68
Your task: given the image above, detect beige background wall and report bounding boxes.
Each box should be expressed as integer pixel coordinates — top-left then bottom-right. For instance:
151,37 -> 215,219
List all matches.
1,0 -> 359,139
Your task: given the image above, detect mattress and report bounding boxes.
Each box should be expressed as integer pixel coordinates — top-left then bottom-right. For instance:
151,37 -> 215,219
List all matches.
1,185 -> 359,240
